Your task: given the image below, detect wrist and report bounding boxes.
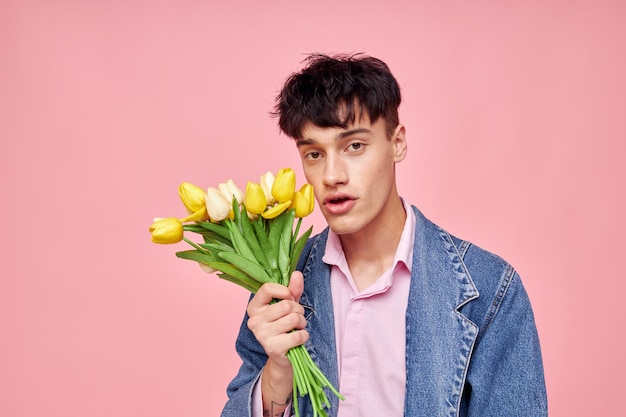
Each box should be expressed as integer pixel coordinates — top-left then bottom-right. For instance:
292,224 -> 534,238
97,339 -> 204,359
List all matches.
262,358 -> 293,405
264,358 -> 293,386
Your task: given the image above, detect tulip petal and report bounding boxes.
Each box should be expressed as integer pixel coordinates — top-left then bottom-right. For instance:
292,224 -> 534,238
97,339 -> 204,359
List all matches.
260,171 -> 275,205
180,208 -> 207,223
219,179 -> 244,206
261,201 -> 291,219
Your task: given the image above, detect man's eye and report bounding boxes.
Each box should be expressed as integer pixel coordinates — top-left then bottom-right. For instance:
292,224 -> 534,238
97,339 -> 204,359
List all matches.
349,143 -> 363,151
306,151 -> 321,160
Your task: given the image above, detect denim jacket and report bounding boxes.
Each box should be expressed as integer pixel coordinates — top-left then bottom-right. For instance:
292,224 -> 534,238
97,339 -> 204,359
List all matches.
221,206 -> 548,417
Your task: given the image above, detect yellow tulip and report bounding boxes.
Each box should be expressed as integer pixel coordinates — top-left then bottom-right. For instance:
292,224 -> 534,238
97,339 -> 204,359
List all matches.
149,217 -> 184,244
218,179 -> 244,205
205,187 -> 231,221
245,181 -> 267,215
291,183 -> 315,218
272,168 -> 295,203
261,200 -> 292,219
260,171 -> 275,205
178,182 -> 208,221
179,182 -> 206,213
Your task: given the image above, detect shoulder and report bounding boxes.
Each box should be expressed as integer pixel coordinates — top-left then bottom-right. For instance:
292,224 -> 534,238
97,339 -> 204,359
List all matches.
411,205 -> 515,288
447,232 -> 534,337
449,233 -> 514,290
413,203 -> 529,330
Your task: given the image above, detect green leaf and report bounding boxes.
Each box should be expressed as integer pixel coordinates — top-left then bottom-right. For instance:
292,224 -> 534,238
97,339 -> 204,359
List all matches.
193,221 -> 232,240
267,211 -> 290,279
232,198 -> 243,233
218,251 -> 273,284
281,209 -> 296,252
239,206 -> 272,271
200,241 -> 234,254
183,224 -> 232,246
278,209 -> 295,284
225,221 -> 257,261
268,212 -> 287,258
175,250 -> 218,263
252,217 -> 278,273
182,224 -> 208,233
278,233 -> 291,285
203,261 -> 261,288
202,231 -> 233,246
290,225 -> 313,277
217,272 -> 260,293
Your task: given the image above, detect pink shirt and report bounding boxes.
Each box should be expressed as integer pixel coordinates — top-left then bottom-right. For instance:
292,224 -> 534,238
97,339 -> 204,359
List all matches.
252,201 -> 415,416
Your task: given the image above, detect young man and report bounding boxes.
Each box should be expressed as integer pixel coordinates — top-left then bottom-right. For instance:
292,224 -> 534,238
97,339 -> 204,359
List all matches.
221,54 -> 547,417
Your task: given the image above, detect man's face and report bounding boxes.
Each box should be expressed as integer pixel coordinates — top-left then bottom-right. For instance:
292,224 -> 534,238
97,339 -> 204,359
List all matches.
296,112 -> 407,238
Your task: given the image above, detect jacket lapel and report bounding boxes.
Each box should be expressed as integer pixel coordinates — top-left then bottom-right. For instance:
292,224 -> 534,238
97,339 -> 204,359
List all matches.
404,207 -> 479,417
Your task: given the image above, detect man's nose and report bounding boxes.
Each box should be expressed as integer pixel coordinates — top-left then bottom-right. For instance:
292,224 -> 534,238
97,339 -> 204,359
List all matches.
323,154 -> 348,187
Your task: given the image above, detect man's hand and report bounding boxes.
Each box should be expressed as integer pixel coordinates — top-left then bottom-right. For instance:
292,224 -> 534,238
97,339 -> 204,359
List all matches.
246,271 -> 309,414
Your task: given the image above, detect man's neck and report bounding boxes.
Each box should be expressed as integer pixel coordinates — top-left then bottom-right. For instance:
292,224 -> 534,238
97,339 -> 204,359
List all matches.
338,197 -> 407,291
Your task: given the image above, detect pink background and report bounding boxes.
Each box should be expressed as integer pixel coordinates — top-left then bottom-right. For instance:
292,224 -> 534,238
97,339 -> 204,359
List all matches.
2,1 -> 624,415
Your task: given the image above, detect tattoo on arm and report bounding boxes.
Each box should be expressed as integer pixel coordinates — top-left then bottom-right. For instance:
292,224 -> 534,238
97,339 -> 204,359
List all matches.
263,395 -> 292,417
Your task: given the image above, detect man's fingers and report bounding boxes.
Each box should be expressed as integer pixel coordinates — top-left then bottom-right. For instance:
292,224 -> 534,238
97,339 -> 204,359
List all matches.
248,282 -> 293,311
261,329 -> 310,358
247,298 -> 305,330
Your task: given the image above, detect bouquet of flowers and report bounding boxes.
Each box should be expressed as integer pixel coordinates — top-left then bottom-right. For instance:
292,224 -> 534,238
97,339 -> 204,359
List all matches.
149,168 -> 343,417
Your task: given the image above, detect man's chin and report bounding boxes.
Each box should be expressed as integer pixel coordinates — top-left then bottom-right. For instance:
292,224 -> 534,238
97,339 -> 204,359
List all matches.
325,218 -> 363,237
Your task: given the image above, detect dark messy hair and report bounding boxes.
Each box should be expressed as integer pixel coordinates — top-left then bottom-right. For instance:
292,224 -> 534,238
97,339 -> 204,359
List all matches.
273,53 -> 402,139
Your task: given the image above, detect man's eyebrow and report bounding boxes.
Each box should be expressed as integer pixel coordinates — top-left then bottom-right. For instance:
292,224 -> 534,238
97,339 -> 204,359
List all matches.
337,128 -> 371,139
296,128 -> 372,147
296,138 -> 316,147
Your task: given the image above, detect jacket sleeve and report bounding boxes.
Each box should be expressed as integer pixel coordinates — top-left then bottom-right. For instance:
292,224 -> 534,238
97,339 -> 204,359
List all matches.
463,268 -> 548,416
220,307 -> 268,417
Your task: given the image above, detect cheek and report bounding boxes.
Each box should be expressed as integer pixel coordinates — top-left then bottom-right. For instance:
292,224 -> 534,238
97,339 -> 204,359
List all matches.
360,154 -> 394,182
300,162 -> 314,180
302,159 -> 328,180
362,163 -> 396,202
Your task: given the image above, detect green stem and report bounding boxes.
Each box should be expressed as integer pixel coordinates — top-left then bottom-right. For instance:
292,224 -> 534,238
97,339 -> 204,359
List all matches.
287,343 -> 341,417
293,217 -> 302,244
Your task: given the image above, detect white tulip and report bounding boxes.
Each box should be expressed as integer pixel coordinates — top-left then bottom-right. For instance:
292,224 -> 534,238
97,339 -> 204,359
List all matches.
205,187 -> 231,221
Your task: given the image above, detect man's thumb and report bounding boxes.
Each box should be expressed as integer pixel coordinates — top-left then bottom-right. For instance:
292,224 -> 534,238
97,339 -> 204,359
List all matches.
288,271 -> 304,302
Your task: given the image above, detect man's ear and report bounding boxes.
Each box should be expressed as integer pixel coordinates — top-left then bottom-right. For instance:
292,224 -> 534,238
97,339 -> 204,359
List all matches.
392,124 -> 407,162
